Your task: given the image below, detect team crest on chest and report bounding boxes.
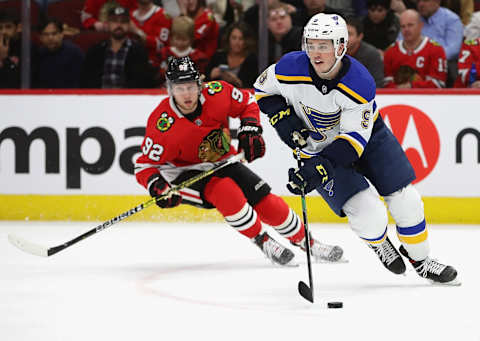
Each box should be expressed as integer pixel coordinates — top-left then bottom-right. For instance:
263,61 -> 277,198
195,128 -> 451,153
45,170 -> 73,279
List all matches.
156,112 -> 175,132
300,102 -> 340,142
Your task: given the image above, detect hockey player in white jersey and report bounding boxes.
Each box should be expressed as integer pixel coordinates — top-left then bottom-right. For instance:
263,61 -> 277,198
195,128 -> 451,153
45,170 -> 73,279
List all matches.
254,13 -> 458,284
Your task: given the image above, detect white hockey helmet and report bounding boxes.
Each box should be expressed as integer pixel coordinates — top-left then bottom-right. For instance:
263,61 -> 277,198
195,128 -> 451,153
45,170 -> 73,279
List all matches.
303,13 -> 348,67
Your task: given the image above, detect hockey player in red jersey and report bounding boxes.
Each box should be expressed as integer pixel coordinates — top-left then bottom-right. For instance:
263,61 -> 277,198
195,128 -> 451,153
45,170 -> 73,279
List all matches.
130,0 -> 172,66
454,38 -> 480,88
384,9 -> 447,88
135,56 -> 344,266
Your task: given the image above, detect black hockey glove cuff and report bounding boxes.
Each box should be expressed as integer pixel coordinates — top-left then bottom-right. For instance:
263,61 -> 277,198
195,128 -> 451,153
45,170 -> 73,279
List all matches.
237,118 -> 266,162
287,155 -> 334,195
257,95 -> 308,149
148,175 -> 182,209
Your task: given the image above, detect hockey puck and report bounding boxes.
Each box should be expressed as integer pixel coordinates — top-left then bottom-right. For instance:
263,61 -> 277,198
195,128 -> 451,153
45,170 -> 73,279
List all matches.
327,301 -> 343,309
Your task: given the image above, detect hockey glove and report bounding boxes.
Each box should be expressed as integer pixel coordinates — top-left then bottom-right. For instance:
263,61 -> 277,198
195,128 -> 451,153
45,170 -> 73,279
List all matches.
268,105 -> 309,149
148,175 -> 182,209
198,128 -> 231,162
237,118 -> 266,162
287,155 -> 334,195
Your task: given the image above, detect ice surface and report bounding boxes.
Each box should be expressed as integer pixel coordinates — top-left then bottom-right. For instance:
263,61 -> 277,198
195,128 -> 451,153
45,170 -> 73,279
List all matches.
1,221 -> 479,341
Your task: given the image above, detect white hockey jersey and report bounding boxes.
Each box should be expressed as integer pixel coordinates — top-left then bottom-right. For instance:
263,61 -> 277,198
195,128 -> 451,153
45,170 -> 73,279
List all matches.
254,51 -> 379,160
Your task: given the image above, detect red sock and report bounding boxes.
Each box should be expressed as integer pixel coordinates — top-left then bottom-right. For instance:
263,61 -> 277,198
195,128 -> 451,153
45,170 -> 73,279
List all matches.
204,176 -> 262,239
254,194 -> 304,244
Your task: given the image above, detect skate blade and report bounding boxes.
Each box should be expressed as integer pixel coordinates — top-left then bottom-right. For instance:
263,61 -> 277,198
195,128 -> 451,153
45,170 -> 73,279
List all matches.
315,256 -> 349,264
428,278 -> 462,286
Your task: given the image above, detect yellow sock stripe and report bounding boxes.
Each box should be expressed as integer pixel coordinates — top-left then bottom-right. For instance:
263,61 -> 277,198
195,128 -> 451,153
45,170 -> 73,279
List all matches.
397,230 -> 429,244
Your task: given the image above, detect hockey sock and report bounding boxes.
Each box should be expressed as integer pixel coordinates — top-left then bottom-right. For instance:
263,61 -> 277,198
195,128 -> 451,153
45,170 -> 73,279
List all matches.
204,176 -> 262,238
254,194 -> 304,244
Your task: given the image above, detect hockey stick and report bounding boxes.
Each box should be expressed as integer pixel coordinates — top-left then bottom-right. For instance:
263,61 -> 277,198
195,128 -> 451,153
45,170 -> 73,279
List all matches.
294,147 -> 315,303
8,152 -> 245,258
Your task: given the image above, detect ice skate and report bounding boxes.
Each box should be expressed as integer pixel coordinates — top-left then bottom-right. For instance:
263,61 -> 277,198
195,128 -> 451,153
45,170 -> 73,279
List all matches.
253,232 -> 296,266
368,237 -> 406,274
399,246 -> 460,285
295,236 -> 345,263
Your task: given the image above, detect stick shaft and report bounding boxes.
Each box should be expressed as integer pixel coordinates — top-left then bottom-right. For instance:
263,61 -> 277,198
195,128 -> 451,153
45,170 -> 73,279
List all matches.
16,153 -> 244,257
295,148 -> 314,298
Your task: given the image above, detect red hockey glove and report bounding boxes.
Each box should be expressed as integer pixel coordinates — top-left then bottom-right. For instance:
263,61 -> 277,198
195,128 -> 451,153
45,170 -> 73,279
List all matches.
237,118 -> 266,162
148,175 -> 182,209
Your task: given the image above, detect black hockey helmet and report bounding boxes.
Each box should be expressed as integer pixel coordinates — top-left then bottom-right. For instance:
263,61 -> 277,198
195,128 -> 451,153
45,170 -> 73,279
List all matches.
166,56 -> 201,84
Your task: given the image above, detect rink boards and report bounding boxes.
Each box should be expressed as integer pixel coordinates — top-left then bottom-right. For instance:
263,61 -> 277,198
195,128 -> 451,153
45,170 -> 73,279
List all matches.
1,90 -> 479,224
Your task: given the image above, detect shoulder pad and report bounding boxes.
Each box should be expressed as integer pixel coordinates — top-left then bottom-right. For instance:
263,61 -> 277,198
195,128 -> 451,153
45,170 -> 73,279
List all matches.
337,56 -> 375,104
275,51 -> 312,84
464,39 -> 479,46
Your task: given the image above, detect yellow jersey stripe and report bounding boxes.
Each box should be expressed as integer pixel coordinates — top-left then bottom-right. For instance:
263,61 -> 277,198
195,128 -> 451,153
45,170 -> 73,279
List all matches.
335,135 -> 364,157
276,74 -> 313,82
397,230 -> 429,244
255,93 -> 271,100
337,83 -> 368,104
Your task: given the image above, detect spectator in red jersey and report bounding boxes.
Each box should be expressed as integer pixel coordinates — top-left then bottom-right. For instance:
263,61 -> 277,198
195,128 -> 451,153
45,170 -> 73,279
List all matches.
157,15 -> 208,84
179,0 -> 220,59
454,38 -> 480,87
81,5 -> 154,88
383,9 -> 447,88
206,21 -> 258,88
81,0 -> 137,31
130,0 -> 172,67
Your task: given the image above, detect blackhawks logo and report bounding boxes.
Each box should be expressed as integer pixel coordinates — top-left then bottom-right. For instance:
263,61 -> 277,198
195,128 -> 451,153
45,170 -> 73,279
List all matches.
198,128 -> 231,162
206,81 -> 223,95
156,112 -> 174,132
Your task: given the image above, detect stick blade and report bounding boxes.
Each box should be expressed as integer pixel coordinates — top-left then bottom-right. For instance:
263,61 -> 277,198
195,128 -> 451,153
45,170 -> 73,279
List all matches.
298,281 -> 314,303
8,234 -> 49,257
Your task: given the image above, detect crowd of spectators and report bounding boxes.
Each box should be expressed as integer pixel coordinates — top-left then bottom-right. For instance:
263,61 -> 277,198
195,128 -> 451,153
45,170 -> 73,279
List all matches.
2,0 -> 480,89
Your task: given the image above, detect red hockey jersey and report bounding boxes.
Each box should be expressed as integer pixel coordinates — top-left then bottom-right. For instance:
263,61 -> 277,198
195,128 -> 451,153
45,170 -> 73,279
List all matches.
131,5 -> 172,65
384,37 -> 447,88
193,8 -> 219,59
81,0 -> 137,29
454,38 -> 480,87
135,81 -> 258,189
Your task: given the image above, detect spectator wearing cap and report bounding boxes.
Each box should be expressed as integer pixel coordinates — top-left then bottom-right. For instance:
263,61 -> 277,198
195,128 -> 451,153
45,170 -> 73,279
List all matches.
346,16 -> 384,87
291,0 -> 344,27
0,9 -> 22,88
81,5 -> 154,88
267,1 -> 302,64
363,0 -> 400,54
178,0 -> 219,59
32,18 -> 84,88
81,0 -> 137,31
130,0 -> 172,67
